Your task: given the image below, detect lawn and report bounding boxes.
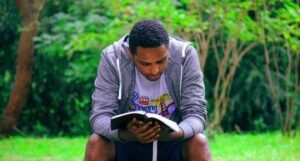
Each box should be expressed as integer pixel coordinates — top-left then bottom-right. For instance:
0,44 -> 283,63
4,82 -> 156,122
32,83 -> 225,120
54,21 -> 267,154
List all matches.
211,132 -> 299,161
0,132 -> 299,161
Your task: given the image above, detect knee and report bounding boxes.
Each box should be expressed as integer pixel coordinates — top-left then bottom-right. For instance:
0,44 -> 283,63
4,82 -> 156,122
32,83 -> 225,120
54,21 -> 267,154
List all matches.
87,133 -> 110,148
183,133 -> 210,150
192,133 -> 209,147
88,133 -> 101,145
85,134 -> 115,161
182,134 -> 211,161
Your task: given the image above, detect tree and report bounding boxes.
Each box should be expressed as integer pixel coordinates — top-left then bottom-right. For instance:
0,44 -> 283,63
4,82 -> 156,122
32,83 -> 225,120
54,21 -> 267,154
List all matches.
0,0 -> 45,136
258,1 -> 300,137
186,0 -> 260,133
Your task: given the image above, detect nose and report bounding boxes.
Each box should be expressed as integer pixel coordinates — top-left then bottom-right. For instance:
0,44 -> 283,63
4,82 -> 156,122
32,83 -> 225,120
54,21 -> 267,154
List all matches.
149,65 -> 159,75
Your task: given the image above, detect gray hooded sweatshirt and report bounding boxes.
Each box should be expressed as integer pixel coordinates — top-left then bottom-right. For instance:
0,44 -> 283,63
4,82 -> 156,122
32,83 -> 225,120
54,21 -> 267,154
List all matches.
90,35 -> 207,141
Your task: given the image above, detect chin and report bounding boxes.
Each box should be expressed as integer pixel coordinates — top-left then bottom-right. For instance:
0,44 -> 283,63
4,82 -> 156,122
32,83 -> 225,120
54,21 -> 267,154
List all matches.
147,78 -> 160,81
146,75 -> 161,81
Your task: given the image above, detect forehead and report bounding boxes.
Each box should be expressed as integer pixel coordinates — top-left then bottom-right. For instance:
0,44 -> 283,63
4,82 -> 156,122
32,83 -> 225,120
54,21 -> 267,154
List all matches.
135,45 -> 168,62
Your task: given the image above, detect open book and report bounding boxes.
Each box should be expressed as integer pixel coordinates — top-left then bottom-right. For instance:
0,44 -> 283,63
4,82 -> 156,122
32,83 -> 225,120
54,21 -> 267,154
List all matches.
111,111 -> 180,132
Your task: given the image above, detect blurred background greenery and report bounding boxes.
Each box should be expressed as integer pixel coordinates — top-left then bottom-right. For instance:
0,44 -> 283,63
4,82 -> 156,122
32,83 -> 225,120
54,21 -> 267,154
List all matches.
0,0 -> 299,137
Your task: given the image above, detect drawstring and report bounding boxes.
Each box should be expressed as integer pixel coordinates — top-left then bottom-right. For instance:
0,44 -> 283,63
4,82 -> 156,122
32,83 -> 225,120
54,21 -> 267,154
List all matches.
116,58 -> 122,100
152,140 -> 158,161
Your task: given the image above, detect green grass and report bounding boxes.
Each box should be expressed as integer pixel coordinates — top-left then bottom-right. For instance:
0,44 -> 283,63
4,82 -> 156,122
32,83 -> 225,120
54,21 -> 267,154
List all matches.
0,137 -> 87,161
0,132 -> 299,161
210,132 -> 300,161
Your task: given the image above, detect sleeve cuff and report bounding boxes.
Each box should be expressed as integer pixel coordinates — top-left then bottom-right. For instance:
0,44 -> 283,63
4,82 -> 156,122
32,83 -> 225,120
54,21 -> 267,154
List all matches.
92,118 -> 121,141
179,119 -> 204,140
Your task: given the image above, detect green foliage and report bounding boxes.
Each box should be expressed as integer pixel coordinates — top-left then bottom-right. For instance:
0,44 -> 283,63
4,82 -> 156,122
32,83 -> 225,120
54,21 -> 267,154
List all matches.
260,1 -> 300,52
221,48 -> 278,131
0,0 -> 21,44
0,0 -> 20,116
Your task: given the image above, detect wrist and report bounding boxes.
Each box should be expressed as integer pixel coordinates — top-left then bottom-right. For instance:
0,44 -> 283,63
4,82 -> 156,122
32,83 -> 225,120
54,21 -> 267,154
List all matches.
118,129 -> 126,142
172,128 -> 184,140
118,128 -> 135,141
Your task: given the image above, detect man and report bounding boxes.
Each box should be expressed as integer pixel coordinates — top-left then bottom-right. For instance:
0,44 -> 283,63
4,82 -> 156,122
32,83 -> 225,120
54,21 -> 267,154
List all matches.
84,20 -> 211,161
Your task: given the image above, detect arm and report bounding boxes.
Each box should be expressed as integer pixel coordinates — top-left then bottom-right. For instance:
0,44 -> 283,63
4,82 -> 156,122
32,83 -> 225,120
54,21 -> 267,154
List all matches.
90,49 -> 121,141
179,45 -> 207,139
157,128 -> 184,141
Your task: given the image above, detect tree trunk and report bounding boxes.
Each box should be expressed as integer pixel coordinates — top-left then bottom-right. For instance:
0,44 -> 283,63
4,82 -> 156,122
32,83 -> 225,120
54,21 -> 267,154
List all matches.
0,0 -> 45,136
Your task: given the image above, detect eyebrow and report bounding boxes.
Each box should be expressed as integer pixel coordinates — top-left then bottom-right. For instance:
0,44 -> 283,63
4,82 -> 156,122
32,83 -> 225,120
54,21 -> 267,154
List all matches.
138,56 -> 168,64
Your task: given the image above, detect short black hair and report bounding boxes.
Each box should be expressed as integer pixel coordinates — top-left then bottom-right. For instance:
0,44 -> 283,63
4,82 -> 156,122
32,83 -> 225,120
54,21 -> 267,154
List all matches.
129,19 -> 169,55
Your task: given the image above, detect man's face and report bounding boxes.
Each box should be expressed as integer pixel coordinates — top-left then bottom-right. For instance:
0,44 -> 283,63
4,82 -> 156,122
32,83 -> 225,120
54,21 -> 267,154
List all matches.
131,45 -> 169,81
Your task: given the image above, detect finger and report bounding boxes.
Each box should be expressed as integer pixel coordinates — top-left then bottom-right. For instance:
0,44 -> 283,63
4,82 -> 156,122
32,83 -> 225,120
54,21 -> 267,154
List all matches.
138,124 -> 161,140
130,122 -> 150,136
139,130 -> 160,143
127,119 -> 139,134
142,134 -> 160,143
132,117 -> 137,124
137,120 -> 145,128
127,117 -> 136,128
155,121 -> 161,127
127,124 -> 137,134
135,121 -> 152,134
144,129 -> 160,141
134,122 -> 153,140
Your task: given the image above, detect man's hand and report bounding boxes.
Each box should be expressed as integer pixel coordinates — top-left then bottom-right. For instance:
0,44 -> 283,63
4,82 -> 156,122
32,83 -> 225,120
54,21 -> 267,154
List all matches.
118,117 -> 161,143
157,126 -> 184,141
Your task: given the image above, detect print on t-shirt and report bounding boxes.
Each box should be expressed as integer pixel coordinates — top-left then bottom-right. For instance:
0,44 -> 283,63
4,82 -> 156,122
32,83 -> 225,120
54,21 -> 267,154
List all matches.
132,68 -> 176,118
131,91 -> 176,117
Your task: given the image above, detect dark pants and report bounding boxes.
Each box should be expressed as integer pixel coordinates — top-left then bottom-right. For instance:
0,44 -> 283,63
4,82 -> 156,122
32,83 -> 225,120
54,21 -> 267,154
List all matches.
115,140 -> 181,161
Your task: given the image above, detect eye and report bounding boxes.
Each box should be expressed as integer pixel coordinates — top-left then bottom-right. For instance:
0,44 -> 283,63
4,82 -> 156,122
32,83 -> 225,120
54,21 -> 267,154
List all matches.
141,62 -> 150,66
157,60 -> 164,64
156,58 -> 167,64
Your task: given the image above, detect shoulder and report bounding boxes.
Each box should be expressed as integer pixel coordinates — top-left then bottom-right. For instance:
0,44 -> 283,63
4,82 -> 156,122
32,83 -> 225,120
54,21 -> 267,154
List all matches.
100,35 -> 130,66
168,36 -> 195,63
169,36 -> 191,50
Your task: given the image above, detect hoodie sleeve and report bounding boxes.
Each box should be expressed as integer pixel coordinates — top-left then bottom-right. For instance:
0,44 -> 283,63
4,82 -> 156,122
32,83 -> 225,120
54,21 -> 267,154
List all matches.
89,49 -> 121,141
178,45 -> 207,139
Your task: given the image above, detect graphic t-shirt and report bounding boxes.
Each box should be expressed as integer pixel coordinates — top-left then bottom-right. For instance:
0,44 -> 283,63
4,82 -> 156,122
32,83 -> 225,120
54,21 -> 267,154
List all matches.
131,68 -> 176,118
